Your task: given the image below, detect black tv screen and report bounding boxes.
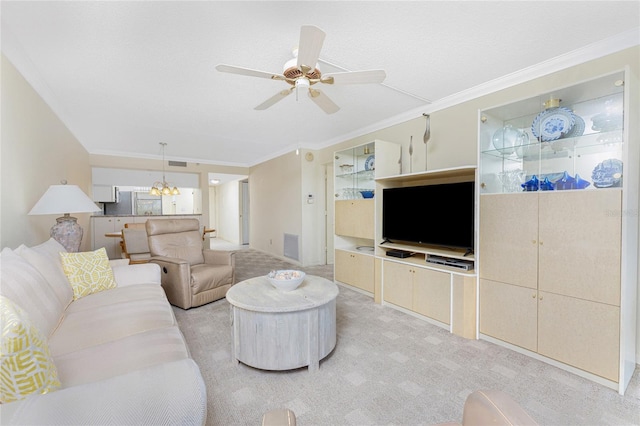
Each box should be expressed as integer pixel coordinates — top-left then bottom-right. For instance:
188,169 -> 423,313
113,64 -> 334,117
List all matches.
382,182 -> 475,251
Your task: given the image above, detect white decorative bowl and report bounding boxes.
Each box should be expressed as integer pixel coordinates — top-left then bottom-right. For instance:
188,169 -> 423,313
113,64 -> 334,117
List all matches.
266,270 -> 305,292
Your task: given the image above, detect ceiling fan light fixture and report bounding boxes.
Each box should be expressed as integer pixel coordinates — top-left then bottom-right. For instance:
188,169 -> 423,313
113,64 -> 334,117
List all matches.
296,78 -> 310,90
217,25 -> 384,114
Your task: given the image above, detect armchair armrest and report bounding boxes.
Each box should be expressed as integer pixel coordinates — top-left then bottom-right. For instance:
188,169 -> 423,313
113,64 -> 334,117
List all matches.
203,249 -> 235,267
0,359 -> 206,425
149,256 -> 192,309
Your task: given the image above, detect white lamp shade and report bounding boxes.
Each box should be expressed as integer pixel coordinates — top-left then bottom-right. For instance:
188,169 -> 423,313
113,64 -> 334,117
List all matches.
29,185 -> 101,215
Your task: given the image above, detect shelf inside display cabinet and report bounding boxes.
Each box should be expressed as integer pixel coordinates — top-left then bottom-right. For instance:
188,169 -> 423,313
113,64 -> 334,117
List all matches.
481,129 -> 623,161
336,169 -> 375,180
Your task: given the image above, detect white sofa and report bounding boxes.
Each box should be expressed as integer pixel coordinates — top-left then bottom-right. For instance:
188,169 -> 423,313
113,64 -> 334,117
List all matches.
0,238 -> 206,425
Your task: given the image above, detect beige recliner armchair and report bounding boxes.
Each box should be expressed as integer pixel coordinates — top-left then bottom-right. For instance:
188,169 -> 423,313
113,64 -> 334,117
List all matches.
146,218 -> 235,309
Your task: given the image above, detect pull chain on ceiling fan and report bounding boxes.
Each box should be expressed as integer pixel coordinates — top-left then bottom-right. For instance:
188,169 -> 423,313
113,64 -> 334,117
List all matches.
215,25 -> 386,114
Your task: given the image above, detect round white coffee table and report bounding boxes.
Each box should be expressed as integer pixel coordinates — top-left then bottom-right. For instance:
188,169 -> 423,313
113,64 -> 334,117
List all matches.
226,275 -> 339,372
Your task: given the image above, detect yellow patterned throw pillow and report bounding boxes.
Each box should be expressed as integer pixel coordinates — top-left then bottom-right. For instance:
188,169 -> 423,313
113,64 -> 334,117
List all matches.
60,247 -> 117,300
1,295 -> 61,403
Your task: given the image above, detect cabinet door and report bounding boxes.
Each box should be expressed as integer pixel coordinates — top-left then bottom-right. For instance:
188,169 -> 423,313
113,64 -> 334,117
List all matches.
537,291 -> 620,381
479,279 -> 538,352
334,249 -> 374,293
335,200 -> 374,239
480,194 -> 538,289
382,261 -> 413,309
334,249 -> 355,284
538,190 -> 621,306
92,217 -> 124,259
413,268 -> 450,324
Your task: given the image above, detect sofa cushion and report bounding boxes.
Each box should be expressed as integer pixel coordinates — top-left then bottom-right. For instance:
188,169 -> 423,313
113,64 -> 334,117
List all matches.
14,238 -> 73,309
110,262 -> 161,287
48,298 -> 177,357
65,283 -> 167,314
0,296 -> 61,403
0,248 -> 64,337
53,326 -> 190,388
60,248 -> 117,300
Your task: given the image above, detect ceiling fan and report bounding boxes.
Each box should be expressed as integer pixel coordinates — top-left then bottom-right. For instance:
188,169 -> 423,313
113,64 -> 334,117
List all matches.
215,25 -> 386,114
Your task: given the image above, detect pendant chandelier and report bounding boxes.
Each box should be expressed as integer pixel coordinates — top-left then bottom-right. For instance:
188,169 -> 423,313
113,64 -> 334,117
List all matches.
149,142 -> 180,196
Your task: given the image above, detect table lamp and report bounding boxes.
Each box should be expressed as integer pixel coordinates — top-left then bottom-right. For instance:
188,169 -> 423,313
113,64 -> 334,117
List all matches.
28,181 -> 101,252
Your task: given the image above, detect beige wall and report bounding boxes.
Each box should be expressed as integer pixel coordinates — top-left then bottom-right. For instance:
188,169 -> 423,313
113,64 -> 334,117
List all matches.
1,54 -> 93,250
249,150 -> 302,261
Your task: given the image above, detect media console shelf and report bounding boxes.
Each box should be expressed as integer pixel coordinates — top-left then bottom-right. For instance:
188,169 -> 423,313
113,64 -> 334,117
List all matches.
378,241 -> 475,275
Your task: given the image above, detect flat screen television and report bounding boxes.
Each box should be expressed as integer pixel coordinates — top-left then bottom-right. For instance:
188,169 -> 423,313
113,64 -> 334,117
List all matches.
382,181 -> 475,252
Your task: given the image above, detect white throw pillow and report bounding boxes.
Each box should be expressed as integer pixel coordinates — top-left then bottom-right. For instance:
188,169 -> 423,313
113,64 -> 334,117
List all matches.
15,238 -> 73,309
0,248 -> 64,338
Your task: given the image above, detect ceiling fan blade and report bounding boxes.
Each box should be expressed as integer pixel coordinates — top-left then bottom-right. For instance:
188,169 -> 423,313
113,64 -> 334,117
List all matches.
322,70 -> 387,85
297,25 -> 326,73
255,88 -> 294,110
308,89 -> 340,114
216,64 -> 285,81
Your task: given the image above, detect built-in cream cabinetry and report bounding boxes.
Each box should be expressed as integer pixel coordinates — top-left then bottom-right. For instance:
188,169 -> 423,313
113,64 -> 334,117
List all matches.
480,190 -> 622,382
375,166 -> 478,339
478,70 -> 637,394
383,260 -> 450,324
333,140 -> 400,297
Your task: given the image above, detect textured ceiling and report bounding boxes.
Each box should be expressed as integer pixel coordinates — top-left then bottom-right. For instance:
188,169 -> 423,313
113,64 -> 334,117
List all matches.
2,1 -> 639,167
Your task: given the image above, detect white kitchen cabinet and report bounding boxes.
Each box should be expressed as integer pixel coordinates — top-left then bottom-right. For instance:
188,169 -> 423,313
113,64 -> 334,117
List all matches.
91,216 -> 125,259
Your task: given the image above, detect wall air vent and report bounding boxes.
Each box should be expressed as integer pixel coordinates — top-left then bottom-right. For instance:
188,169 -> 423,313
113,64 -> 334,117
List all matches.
284,233 -> 299,261
168,161 -> 187,167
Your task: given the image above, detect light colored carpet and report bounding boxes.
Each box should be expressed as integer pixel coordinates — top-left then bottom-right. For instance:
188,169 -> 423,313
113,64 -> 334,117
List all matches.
173,248 -> 640,426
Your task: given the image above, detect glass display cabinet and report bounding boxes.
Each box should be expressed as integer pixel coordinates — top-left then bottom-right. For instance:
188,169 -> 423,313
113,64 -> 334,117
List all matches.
479,71 -> 624,194
334,142 -> 377,200
478,70 -> 638,394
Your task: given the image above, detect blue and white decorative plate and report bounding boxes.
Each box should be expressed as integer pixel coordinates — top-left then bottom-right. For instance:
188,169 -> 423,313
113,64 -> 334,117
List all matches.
592,158 -> 623,188
364,155 -> 375,171
563,114 -> 585,138
531,107 -> 576,142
